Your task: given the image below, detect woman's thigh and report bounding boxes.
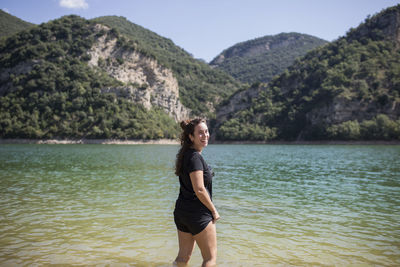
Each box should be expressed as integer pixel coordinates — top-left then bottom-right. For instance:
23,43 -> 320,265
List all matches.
193,221 -> 217,260
177,230 -> 195,259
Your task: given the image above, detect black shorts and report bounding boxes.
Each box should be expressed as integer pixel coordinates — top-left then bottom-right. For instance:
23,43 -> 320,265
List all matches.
174,209 -> 213,235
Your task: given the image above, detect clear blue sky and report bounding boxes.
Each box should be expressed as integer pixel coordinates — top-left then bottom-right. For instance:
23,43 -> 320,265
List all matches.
2,0 -> 399,62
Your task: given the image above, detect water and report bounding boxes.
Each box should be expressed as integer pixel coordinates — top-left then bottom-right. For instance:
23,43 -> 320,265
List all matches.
0,144 -> 399,266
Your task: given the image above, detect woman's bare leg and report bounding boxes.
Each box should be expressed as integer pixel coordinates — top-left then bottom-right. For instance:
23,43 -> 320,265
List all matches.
174,230 -> 195,266
194,222 -> 217,267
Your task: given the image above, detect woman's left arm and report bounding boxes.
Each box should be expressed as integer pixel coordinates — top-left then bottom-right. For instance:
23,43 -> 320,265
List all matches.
190,170 -> 220,222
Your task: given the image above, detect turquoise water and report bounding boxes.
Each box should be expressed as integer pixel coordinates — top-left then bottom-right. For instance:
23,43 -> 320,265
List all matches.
0,144 -> 399,266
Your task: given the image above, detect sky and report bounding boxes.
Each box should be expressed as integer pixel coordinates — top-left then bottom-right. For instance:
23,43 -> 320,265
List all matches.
1,0 -> 399,62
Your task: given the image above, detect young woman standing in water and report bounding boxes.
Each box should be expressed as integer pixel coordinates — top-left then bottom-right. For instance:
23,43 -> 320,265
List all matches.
173,118 -> 220,267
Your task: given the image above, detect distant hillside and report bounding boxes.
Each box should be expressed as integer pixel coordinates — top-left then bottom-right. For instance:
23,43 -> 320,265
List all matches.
210,32 -> 327,84
215,4 -> 400,141
0,10 -> 34,39
0,15 -> 185,139
0,13 -> 244,140
92,16 -> 242,116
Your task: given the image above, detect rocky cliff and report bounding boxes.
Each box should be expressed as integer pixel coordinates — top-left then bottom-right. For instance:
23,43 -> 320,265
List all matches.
87,24 -> 190,121
210,84 -> 261,141
92,16 -> 241,117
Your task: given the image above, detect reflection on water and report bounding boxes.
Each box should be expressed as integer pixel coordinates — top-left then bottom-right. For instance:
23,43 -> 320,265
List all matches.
0,144 -> 399,266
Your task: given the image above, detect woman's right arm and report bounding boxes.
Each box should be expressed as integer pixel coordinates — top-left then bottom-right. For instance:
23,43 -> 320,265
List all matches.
190,170 -> 220,222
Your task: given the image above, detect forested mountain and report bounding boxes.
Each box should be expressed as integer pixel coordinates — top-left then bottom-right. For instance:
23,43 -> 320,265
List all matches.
0,10 -> 34,39
210,33 -> 327,84
215,4 -> 400,141
0,15 -> 240,139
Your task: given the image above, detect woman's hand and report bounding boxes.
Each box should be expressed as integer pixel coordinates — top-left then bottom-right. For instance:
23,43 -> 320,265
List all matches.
212,210 -> 220,223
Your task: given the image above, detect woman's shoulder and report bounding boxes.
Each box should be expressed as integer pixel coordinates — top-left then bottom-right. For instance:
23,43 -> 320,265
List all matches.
184,149 -> 205,172
185,148 -> 200,158
184,149 -> 204,162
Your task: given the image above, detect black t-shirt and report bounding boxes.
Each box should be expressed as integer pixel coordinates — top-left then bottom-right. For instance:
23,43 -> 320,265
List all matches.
176,148 -> 214,212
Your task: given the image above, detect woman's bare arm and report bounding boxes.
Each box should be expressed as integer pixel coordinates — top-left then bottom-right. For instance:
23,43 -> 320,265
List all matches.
190,170 -> 220,222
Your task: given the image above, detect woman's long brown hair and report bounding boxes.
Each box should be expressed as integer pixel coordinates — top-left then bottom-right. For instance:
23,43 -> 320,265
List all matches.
175,118 -> 206,176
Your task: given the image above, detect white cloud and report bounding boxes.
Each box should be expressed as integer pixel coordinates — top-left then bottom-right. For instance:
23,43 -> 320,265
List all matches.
2,8 -> 10,13
59,0 -> 88,9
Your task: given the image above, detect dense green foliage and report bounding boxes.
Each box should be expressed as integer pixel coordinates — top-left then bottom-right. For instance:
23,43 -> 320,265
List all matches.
210,33 -> 327,84
326,115 -> 400,140
0,10 -> 34,39
217,5 -> 400,141
92,16 -> 242,116
0,15 -> 179,139
2,6 -> 399,142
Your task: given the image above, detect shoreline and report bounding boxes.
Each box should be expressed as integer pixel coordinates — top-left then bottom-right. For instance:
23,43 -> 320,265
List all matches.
1,138 -> 399,145
0,138 -> 180,145
213,140 -> 400,145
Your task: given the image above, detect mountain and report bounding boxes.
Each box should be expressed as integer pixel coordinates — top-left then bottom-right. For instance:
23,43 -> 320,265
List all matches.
92,16 -> 241,116
215,4 -> 400,141
0,10 -> 34,39
0,15 -> 240,140
210,32 -> 328,84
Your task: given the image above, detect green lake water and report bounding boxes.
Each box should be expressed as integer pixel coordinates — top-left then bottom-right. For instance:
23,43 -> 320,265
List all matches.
0,144 -> 399,266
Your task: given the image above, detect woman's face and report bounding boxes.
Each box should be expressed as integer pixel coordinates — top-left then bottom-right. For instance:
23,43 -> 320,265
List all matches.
190,122 -> 209,151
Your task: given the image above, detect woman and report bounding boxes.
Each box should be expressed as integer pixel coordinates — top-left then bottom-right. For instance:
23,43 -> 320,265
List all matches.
173,118 -> 220,267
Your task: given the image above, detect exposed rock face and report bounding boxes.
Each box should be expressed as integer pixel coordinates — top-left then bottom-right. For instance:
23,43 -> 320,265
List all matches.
211,85 -> 261,141
216,86 -> 261,122
87,24 -> 191,121
306,97 -> 400,126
